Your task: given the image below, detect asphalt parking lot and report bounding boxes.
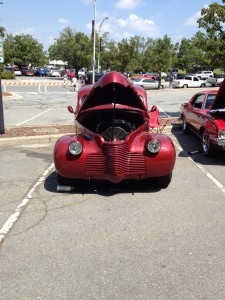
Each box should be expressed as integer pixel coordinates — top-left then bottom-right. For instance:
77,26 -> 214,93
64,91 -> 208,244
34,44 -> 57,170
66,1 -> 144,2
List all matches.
1,84 -> 225,299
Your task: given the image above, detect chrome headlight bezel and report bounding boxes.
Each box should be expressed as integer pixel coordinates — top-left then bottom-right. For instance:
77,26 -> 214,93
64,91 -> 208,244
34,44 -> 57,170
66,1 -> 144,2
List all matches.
68,141 -> 83,156
218,130 -> 225,140
146,139 -> 161,154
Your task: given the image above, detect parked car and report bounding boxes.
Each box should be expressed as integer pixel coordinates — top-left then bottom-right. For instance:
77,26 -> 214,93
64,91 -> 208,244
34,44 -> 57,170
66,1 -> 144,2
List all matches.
172,75 -> 206,88
47,68 -> 61,77
21,68 -> 34,76
14,67 -> 22,76
54,71 -> 176,190
131,73 -> 157,80
5,67 -> 22,76
194,70 -> 214,80
180,82 -> 225,155
207,74 -> 225,87
34,68 -> 47,77
86,72 -> 104,84
131,78 -> 168,89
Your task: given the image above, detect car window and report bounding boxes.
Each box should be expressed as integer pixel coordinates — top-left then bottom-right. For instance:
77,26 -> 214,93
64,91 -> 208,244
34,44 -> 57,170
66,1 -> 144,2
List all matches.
192,94 -> 205,109
194,77 -> 199,81
204,94 -> 217,109
185,76 -> 191,81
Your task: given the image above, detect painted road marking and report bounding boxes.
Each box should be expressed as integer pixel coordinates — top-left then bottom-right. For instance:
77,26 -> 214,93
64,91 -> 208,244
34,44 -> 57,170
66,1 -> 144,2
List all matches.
174,140 -> 225,195
0,163 -> 55,245
16,108 -> 53,126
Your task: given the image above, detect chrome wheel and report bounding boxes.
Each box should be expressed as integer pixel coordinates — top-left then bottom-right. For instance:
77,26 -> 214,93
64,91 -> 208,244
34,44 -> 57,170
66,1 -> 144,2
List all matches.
202,131 -> 214,156
182,116 -> 189,133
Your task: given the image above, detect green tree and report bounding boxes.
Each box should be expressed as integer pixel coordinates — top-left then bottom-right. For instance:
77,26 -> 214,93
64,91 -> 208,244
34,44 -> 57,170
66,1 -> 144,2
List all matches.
0,26 -> 5,38
197,1 -> 225,69
144,35 -> 177,88
48,27 -> 92,70
176,32 -> 208,71
3,34 -> 46,67
103,35 -> 146,73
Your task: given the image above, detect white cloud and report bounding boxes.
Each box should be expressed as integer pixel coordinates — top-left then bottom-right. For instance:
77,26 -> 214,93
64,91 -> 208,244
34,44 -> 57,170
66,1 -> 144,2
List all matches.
58,18 -> 69,25
115,0 -> 141,9
184,5 -> 209,27
117,14 -> 158,37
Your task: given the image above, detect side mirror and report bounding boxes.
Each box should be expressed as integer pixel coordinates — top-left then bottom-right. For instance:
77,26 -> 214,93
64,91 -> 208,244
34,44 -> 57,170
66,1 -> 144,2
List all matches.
68,106 -> 74,113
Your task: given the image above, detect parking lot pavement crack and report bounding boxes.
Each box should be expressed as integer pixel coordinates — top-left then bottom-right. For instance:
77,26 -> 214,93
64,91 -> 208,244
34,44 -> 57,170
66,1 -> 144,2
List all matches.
8,198 -> 48,238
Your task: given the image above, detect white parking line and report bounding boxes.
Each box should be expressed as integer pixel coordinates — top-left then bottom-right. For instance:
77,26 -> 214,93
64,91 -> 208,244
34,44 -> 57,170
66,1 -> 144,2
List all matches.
16,108 -> 53,126
157,105 -> 170,118
0,163 -> 55,244
174,140 -> 225,195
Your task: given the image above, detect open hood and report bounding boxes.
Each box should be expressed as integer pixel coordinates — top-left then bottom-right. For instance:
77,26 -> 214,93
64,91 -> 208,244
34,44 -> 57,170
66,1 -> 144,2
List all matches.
79,71 -> 147,112
210,79 -> 225,111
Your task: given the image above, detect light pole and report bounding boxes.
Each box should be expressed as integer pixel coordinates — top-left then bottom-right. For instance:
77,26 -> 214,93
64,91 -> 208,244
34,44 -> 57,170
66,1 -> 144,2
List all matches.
97,17 -> 108,73
92,0 -> 96,84
0,1 -> 4,134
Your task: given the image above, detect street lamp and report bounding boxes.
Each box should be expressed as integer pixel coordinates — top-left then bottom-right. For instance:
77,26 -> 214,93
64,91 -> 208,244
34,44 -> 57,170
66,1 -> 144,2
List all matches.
92,0 -> 96,84
0,1 -> 4,134
97,17 -> 108,73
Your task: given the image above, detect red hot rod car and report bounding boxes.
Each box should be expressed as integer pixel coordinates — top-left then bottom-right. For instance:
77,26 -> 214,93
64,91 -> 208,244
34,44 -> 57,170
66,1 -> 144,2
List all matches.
54,71 -> 176,189
180,79 -> 225,156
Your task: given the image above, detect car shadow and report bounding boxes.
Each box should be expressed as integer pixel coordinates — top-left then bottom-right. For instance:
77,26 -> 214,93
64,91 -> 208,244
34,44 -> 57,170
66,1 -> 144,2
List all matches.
171,123 -> 225,166
44,171 -> 163,196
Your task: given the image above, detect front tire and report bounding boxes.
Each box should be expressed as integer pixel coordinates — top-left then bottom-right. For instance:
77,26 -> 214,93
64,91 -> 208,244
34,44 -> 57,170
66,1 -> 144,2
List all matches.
183,84 -> 188,88
200,83 -> 206,87
57,173 -> 74,186
155,173 -> 172,189
182,116 -> 190,133
201,131 -> 215,156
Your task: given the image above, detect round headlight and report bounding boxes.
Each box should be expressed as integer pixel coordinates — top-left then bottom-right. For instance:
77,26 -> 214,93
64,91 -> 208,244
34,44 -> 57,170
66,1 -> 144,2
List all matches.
147,139 -> 161,153
69,141 -> 82,155
218,130 -> 225,140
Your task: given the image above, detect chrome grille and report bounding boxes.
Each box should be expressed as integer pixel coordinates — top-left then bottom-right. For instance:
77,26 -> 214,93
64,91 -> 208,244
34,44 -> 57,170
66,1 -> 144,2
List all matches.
85,142 -> 145,176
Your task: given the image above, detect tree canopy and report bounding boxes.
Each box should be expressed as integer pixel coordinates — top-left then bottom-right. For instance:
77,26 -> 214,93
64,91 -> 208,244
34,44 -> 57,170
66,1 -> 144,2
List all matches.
2,1 -> 225,74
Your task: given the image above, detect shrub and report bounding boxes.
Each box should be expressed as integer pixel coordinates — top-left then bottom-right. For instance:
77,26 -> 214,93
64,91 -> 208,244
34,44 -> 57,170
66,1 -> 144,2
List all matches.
1,70 -> 15,79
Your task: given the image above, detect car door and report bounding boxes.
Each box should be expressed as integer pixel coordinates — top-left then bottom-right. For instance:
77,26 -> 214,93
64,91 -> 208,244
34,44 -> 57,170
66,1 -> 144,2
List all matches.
142,79 -> 156,89
188,94 -> 206,133
192,76 -> 201,87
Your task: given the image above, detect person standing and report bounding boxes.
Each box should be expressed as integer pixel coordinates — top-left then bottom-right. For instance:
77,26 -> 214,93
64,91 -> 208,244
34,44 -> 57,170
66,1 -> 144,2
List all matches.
71,76 -> 78,92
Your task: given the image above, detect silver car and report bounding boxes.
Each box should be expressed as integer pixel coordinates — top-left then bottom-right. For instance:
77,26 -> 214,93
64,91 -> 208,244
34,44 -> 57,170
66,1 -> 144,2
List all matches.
131,78 -> 166,89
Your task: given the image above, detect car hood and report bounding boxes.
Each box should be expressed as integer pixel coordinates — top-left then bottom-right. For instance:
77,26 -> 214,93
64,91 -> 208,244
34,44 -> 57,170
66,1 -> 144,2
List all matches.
79,71 -> 147,113
210,79 -> 225,111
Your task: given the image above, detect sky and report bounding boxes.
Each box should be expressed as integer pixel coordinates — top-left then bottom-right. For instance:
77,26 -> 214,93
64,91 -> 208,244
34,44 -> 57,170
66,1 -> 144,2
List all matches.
0,0 -> 220,50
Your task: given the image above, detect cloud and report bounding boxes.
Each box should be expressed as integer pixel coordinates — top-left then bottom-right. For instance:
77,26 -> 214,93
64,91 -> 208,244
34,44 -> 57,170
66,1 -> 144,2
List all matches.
117,14 -> 158,37
184,11 -> 201,26
58,18 -> 69,25
115,0 -> 141,9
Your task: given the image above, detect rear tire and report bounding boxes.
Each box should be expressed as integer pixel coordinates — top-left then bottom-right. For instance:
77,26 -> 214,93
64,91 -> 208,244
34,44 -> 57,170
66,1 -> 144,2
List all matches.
183,84 -> 188,88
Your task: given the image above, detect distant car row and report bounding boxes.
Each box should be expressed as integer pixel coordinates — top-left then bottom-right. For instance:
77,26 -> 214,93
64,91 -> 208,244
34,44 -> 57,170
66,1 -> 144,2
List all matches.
4,67 -> 67,77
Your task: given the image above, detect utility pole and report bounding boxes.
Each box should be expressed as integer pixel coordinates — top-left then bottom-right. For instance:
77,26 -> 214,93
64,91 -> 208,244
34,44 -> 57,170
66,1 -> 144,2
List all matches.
0,2 -> 4,134
97,17 -> 108,73
92,0 -> 96,84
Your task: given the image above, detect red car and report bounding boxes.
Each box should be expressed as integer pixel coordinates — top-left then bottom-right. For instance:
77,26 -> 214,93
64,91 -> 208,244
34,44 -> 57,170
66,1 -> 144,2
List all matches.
54,71 -> 176,190
21,68 -> 34,76
180,81 -> 225,156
